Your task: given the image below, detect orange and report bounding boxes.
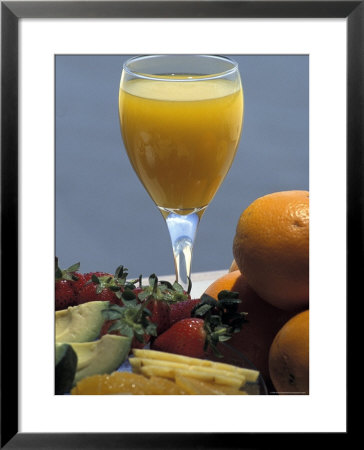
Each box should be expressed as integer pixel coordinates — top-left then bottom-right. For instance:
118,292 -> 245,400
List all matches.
147,376 -> 186,395
233,190 -> 309,311
71,372 -> 151,395
71,372 -> 187,395
204,270 -> 244,296
229,259 -> 239,272
268,310 -> 309,394
204,270 -> 296,386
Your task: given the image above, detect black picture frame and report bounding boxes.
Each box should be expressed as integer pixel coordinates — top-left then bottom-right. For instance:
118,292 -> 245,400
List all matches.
1,1 -> 357,448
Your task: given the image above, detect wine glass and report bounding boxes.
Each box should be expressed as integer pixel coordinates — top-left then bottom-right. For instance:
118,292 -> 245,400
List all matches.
118,55 -> 244,291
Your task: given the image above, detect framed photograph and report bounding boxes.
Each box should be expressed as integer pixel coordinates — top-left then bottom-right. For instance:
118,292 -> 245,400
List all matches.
2,0 -> 357,447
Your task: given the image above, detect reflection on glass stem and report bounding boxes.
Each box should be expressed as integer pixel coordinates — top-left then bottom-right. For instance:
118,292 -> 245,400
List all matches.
159,207 -> 207,291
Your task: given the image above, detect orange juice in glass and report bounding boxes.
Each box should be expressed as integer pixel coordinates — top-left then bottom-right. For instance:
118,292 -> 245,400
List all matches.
119,55 -> 244,289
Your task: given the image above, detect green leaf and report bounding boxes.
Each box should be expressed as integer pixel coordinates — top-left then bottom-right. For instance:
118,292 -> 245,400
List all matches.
96,285 -> 103,295
103,310 -> 123,320
91,274 -> 100,284
160,280 -> 174,290
199,294 -> 218,306
108,322 -> 122,333
108,285 -> 121,292
62,272 -> 73,281
108,304 -> 124,314
145,323 -> 157,336
133,323 -> 144,334
218,298 -> 241,306
55,267 -> 63,280
67,262 -> 80,272
114,265 -> 126,279
192,303 -> 213,317
149,274 -> 158,290
217,290 -> 239,300
117,323 -> 134,337
123,298 -> 138,308
143,307 -> 152,317
137,290 -> 150,301
134,333 -> 145,343
218,335 -> 232,342
172,281 -> 184,293
122,290 -> 137,301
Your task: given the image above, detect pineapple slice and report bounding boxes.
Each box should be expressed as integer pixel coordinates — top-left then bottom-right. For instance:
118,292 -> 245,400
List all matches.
175,375 -> 247,395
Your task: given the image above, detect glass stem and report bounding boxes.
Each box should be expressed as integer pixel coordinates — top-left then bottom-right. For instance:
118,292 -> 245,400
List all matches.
162,210 -> 203,292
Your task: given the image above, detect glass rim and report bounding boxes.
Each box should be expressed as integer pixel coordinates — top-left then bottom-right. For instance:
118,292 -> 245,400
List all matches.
122,54 -> 239,82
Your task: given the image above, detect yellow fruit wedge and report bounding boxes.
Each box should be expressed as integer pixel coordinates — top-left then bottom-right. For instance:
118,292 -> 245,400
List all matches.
137,364 -> 245,388
175,375 -> 247,395
132,348 -> 259,382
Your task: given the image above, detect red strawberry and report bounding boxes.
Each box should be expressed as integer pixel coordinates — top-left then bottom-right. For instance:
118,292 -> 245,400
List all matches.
55,280 -> 76,311
137,274 -> 190,335
151,318 -> 208,358
151,292 -> 249,358
55,259 -> 86,310
169,298 -> 201,326
83,272 -> 112,282
147,300 -> 171,335
76,265 -> 132,306
77,277 -> 122,305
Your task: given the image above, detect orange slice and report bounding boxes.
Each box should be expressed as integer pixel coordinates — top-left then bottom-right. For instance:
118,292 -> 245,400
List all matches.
71,372 -> 151,395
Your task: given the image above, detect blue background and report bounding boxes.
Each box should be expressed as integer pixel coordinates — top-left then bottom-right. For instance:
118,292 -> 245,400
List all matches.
55,55 -> 309,278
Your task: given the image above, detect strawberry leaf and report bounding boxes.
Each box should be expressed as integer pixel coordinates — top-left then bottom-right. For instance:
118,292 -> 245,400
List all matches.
172,281 -> 184,293
96,285 -> 103,295
160,280 -> 174,289
103,310 -> 123,321
149,274 -> 158,290
217,290 -> 239,300
114,265 -> 127,279
145,323 -> 157,336
66,262 -> 80,273
137,290 -> 150,301
115,322 -> 134,337
122,289 -> 137,301
91,274 -> 100,284
55,267 -> 63,280
192,303 -> 213,317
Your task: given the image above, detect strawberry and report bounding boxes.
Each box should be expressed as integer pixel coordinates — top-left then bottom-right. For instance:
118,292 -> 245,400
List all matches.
76,265 -> 135,306
55,258 -> 86,310
77,277 -> 122,305
169,298 -> 201,326
151,291 -> 249,358
100,294 -> 157,352
137,274 -> 190,335
83,271 -> 112,282
55,280 -> 76,311
151,318 -> 208,358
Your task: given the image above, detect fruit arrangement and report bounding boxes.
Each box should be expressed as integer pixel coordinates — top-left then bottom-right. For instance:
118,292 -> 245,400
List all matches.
71,349 -> 260,395
55,189 -> 309,395
55,262 -> 251,394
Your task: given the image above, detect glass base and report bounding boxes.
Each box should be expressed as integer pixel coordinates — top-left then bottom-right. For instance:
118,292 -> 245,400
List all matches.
158,205 -> 207,220
158,205 -> 208,291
